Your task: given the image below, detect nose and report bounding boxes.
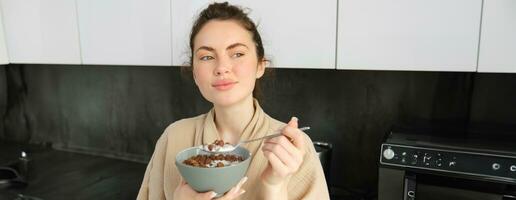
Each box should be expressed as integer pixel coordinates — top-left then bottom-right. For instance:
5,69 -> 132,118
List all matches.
214,57 -> 231,76
214,68 -> 229,76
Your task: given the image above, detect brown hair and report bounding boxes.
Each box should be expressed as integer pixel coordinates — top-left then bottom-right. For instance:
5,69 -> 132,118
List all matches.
183,2 -> 271,101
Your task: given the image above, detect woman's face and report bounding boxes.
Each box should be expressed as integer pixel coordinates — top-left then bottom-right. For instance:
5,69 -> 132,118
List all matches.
192,20 -> 265,107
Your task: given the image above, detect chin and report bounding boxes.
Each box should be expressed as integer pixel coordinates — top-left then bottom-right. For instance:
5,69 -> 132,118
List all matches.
211,97 -> 240,107
208,94 -> 252,108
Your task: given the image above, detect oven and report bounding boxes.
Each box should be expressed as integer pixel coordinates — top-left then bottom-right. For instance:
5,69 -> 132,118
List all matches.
378,131 -> 516,200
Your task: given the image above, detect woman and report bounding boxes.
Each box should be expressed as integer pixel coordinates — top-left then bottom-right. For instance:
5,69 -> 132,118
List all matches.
137,2 -> 329,200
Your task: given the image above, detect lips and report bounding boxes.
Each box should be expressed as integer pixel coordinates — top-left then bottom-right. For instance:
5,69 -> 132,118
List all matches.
212,80 -> 237,91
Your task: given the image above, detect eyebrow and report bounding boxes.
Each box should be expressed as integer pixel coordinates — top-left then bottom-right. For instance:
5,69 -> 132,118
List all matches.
226,43 -> 249,50
195,43 -> 249,54
195,46 -> 215,53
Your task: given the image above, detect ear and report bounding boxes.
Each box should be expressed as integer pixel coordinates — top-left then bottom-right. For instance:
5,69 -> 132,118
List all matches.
255,59 -> 266,79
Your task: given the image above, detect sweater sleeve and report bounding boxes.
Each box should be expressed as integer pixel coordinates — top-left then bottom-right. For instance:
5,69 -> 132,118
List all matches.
136,152 -> 153,200
137,131 -> 169,200
287,134 -> 330,200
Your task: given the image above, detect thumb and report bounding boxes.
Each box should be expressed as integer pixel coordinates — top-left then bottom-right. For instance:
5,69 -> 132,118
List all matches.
287,116 -> 299,128
197,191 -> 217,200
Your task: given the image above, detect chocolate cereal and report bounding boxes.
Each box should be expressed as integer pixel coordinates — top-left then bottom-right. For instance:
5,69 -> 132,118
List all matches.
183,154 -> 244,168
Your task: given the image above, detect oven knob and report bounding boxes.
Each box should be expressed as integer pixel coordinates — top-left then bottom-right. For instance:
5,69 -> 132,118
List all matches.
492,163 -> 501,170
423,154 -> 432,163
383,148 -> 395,160
510,165 -> 516,172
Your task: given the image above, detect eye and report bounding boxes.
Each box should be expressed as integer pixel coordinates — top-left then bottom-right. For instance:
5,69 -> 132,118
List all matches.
200,56 -> 214,61
232,52 -> 245,58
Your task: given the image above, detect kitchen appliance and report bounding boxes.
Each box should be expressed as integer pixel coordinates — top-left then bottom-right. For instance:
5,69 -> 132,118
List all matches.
314,141 -> 332,183
378,128 -> 516,200
0,151 -> 29,189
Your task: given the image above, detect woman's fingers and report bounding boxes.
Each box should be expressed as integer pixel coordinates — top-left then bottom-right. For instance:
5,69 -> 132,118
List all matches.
175,180 -> 216,200
236,176 -> 248,189
262,116 -> 307,169
266,135 -> 303,164
260,117 -> 308,185
287,116 -> 299,128
215,176 -> 248,200
196,191 -> 217,200
230,176 -> 247,195
282,117 -> 306,152
262,139 -> 300,171
263,148 -> 290,176
177,176 -> 247,200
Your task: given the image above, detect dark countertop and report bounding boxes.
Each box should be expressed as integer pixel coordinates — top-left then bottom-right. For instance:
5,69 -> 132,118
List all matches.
0,141 -> 147,200
0,141 -> 374,200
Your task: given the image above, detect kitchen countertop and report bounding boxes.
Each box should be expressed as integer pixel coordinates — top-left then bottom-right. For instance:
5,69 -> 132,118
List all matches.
0,141 -> 147,200
0,141 -> 374,200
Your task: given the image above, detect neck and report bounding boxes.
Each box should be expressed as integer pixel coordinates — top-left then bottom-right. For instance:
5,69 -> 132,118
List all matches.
213,95 -> 255,144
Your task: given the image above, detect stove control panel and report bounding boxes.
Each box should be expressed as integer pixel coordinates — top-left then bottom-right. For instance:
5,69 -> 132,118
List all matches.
380,144 -> 516,182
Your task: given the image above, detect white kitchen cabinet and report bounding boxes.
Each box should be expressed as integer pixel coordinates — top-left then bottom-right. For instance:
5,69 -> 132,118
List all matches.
171,0 -> 336,69
76,0 -> 171,66
337,0 -> 482,72
0,7 -> 9,65
0,0 -> 81,64
478,0 -> 516,73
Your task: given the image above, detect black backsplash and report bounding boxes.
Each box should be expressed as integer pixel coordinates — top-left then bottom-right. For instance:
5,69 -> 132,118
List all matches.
1,64 -> 515,192
0,66 -> 6,140
470,73 -> 516,127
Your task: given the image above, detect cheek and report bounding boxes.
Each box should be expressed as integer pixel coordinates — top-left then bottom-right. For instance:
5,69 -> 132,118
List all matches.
193,67 -> 211,85
234,65 -> 256,81
234,59 -> 258,78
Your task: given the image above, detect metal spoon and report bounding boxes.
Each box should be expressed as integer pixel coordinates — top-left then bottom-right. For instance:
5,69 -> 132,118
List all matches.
201,126 -> 310,153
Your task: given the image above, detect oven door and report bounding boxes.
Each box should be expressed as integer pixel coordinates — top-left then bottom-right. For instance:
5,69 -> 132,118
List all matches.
379,167 -> 516,200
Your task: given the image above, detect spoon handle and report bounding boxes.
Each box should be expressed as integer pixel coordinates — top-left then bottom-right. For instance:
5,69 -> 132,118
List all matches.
242,133 -> 283,144
241,126 -> 310,144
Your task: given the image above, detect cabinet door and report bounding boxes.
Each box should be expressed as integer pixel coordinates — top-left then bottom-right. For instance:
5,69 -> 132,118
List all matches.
0,0 -> 81,64
337,0 -> 482,71
478,0 -> 516,73
172,0 -> 336,69
0,7 -> 8,65
76,0 -> 171,66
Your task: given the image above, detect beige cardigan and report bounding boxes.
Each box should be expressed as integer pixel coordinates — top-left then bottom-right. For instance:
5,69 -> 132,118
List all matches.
137,101 -> 330,200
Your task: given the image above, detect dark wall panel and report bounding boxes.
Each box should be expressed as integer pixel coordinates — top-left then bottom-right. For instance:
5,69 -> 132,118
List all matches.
0,66 -> 6,139
259,69 -> 472,189
3,65 -> 210,160
1,64 -> 479,192
469,73 -> 516,136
